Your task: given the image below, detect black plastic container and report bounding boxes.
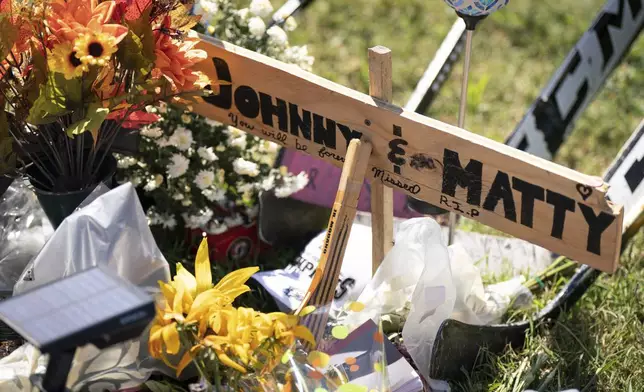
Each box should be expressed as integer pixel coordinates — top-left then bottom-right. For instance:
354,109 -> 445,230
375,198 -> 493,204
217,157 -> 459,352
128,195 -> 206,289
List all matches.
27,155 -> 117,229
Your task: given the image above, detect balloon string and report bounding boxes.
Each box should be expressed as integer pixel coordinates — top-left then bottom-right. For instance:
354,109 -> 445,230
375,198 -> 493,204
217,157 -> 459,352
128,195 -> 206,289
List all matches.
448,29 -> 474,246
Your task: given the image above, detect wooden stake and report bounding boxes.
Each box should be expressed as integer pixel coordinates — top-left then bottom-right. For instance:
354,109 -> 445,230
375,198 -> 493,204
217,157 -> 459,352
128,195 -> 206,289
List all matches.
368,46 -> 394,275
296,138 -> 373,344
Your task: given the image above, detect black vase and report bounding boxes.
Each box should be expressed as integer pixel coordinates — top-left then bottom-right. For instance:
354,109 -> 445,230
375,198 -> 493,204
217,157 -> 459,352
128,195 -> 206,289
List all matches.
28,155 -> 117,229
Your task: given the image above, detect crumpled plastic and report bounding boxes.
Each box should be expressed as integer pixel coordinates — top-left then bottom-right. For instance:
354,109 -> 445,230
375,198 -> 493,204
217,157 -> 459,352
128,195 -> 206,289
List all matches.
448,244 -> 533,326
0,180 -> 53,293
225,302 -> 424,392
340,217 -> 532,385
0,182 -> 171,392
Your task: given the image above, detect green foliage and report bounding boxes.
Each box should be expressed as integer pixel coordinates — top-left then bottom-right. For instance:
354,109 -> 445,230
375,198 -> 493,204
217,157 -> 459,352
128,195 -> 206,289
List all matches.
26,73 -> 82,124
117,7 -> 156,79
23,42 -> 48,110
66,103 -> 110,141
454,232 -> 644,392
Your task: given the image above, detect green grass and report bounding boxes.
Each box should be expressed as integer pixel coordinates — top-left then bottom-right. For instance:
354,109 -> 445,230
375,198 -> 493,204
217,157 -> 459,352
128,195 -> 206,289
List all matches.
454,231 -> 644,392
276,0 -> 644,390
284,0 -> 643,176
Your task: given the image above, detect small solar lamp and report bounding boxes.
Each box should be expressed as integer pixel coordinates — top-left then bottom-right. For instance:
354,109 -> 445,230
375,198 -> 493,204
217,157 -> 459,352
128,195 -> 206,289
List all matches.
0,266 -> 155,392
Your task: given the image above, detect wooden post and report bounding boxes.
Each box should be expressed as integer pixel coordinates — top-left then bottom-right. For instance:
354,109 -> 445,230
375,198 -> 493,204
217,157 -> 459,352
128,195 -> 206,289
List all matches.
368,46 -> 395,275
296,138 -> 373,344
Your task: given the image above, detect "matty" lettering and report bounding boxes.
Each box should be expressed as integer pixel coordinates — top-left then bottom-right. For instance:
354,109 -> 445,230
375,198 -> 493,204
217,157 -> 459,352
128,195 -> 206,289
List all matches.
440,148 -> 616,255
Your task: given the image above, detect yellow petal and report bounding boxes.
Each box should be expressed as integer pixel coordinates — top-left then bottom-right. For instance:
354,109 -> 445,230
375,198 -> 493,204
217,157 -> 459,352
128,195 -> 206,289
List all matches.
204,335 -> 230,346
218,352 -> 247,373
198,316 -> 208,338
186,288 -> 224,322
158,281 -> 176,304
148,326 -> 164,358
195,238 -> 212,295
162,323 -> 181,355
210,313 -> 222,334
214,267 -> 259,294
173,279 -> 185,316
221,286 -> 252,302
175,263 -> 197,298
176,351 -> 193,377
293,325 -> 316,345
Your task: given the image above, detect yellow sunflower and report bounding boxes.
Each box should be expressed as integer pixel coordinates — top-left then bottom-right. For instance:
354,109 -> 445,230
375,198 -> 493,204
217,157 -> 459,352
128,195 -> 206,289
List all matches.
48,41 -> 87,79
74,32 -> 118,67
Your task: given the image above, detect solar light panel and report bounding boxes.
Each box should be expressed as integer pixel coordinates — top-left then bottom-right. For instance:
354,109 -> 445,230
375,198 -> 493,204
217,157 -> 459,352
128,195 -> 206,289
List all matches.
0,266 -> 155,354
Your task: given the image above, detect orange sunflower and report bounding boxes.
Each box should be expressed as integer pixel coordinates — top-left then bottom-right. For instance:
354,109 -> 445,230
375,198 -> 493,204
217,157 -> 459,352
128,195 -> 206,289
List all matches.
151,16 -> 208,94
46,0 -> 128,44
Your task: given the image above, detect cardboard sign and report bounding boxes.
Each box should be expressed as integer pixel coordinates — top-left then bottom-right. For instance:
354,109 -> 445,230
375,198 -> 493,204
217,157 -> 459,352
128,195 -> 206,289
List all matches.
279,150 -> 421,218
190,36 -> 624,272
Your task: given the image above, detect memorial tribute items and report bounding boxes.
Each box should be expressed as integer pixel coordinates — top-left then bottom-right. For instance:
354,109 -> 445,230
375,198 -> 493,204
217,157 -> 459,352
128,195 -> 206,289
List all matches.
0,183 -> 170,391
0,0 -> 214,227
117,0 -> 312,245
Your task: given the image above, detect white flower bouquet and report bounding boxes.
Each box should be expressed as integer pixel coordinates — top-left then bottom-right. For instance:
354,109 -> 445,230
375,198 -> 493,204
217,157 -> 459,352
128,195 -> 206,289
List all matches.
116,0 -> 313,235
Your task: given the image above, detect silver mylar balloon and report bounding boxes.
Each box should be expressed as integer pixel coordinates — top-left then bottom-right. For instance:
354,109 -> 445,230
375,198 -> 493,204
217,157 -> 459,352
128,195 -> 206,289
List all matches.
443,0 -> 510,16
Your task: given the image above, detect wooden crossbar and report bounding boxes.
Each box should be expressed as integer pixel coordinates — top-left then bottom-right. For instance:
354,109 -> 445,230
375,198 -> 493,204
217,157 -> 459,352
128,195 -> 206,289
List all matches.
191,35 -> 624,275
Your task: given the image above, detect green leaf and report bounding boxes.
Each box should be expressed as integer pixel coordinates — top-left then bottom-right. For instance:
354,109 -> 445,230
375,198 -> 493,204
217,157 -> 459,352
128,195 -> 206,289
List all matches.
144,380 -> 187,392
26,73 -> 82,124
117,5 -> 155,78
24,41 -> 48,107
66,103 -> 109,142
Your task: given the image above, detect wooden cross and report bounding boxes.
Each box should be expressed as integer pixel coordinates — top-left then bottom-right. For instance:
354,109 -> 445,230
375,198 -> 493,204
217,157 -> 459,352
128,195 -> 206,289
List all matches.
189,35 -> 624,343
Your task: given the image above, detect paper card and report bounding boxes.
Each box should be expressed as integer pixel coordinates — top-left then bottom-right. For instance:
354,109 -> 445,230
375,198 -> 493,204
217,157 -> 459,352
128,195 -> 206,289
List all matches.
252,223 -> 375,312
324,319 -> 423,392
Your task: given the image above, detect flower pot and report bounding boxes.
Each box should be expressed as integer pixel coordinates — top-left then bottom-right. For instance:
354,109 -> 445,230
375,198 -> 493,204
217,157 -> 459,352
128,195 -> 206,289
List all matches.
188,220 -> 272,263
27,155 -> 117,229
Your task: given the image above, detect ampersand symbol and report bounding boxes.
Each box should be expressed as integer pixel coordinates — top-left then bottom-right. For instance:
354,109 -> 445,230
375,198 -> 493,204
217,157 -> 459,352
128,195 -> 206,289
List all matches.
388,139 -> 408,166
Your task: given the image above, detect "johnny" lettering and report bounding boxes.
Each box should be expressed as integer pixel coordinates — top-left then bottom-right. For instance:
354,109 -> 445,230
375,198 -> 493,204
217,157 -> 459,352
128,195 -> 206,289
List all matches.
204,57 -> 363,151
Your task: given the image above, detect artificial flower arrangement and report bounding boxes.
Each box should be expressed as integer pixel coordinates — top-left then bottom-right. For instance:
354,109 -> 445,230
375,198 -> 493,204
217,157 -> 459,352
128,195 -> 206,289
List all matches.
0,0 -> 214,227
116,0 -> 312,234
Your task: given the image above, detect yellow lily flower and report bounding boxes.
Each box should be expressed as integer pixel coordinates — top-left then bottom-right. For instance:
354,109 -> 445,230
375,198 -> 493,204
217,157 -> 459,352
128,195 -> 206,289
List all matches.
149,237 -> 276,379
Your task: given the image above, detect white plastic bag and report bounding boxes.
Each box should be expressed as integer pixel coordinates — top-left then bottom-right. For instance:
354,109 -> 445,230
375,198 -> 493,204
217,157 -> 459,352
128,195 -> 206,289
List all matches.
339,219 -> 532,386
0,180 -> 53,293
398,219 -> 455,385
0,182 -> 171,392
342,218 -> 452,332
448,244 -> 532,326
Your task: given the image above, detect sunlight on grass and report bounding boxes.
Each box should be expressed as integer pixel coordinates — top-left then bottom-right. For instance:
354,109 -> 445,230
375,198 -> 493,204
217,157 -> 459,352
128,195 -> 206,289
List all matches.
278,0 -> 644,390
286,0 -> 643,175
